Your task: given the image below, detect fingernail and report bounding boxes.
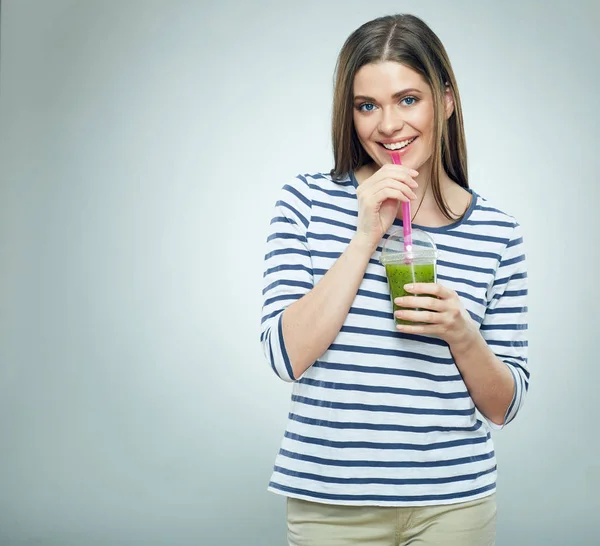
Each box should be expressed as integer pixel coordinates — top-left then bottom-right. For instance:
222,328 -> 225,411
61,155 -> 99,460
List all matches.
410,170 -> 419,176
404,284 -> 414,291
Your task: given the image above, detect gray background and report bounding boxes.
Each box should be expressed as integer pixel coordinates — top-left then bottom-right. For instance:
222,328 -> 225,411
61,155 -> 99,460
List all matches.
1,0 -> 599,544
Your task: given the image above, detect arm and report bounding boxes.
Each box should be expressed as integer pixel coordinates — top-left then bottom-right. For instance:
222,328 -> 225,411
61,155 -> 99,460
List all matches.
472,222 -> 529,427
281,235 -> 373,378
261,167 -> 419,381
449,325 -> 518,426
260,177 -> 315,382
394,223 -> 529,427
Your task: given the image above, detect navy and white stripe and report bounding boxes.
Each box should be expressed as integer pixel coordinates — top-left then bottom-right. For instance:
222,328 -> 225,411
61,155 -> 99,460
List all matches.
260,172 -> 529,507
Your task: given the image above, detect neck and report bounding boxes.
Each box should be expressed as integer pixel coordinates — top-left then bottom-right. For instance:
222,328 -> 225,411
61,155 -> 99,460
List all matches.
409,158 -> 434,211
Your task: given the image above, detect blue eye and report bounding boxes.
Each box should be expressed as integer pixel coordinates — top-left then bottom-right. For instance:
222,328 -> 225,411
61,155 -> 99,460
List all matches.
358,103 -> 376,112
401,96 -> 418,106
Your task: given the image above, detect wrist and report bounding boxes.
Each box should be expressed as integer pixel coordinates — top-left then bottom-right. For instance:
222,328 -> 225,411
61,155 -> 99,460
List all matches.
448,321 -> 480,356
350,232 -> 378,257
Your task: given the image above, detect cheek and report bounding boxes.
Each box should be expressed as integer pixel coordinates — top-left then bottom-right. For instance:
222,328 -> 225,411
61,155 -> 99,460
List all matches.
408,108 -> 434,134
352,115 -> 366,140
353,114 -> 377,142
411,112 -> 435,148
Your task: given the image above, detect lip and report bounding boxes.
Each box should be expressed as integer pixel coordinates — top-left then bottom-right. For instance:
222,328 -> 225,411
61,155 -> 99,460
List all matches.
379,136 -> 418,156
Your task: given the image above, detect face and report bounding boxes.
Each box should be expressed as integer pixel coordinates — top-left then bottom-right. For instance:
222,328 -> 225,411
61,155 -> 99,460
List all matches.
352,61 -> 452,171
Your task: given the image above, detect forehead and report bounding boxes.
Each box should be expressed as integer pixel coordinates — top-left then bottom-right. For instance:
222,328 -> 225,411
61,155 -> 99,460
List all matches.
353,61 -> 429,96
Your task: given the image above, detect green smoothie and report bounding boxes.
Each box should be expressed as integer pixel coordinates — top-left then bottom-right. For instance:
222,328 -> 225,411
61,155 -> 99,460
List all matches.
385,262 -> 436,325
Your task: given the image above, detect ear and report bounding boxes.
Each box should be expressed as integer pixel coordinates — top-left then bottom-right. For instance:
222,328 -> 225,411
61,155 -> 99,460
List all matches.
444,84 -> 454,120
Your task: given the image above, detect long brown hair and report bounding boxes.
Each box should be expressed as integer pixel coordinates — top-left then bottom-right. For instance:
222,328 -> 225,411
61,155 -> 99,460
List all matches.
330,14 -> 468,220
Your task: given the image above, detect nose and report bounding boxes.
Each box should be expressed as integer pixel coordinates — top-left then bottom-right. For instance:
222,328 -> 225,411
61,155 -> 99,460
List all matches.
378,107 -> 404,136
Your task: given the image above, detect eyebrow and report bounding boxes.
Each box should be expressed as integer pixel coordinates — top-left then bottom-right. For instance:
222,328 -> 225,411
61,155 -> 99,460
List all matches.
353,88 -> 423,102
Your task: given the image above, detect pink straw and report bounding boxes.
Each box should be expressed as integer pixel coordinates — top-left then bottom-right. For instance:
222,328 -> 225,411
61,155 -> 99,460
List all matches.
391,152 -> 412,251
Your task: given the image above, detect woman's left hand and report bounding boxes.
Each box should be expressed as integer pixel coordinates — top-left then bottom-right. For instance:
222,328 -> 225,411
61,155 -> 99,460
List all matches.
394,283 -> 479,347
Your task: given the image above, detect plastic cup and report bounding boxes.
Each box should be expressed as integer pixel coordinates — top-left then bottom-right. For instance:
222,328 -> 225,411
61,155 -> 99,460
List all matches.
379,228 -> 438,326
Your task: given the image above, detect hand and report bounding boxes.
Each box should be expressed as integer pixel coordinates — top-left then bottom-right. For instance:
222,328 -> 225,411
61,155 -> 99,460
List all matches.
354,164 -> 419,252
394,283 -> 479,347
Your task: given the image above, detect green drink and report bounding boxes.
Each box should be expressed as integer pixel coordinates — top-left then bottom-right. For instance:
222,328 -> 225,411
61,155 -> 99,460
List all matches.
379,228 -> 438,328
385,262 -> 436,325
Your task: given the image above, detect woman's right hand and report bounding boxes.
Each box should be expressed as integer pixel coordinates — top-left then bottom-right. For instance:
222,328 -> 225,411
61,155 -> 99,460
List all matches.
354,163 -> 419,252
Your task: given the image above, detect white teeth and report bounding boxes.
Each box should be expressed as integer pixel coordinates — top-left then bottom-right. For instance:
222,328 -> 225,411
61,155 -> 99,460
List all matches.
382,137 -> 416,150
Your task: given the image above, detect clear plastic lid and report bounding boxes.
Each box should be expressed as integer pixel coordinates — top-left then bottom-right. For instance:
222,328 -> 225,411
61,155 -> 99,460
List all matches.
379,228 -> 438,265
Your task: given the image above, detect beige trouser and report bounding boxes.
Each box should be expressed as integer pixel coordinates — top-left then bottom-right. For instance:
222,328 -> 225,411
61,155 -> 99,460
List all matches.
287,493 -> 496,546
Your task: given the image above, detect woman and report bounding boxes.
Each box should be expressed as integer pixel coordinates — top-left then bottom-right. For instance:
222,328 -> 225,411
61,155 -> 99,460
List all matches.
260,13 -> 528,546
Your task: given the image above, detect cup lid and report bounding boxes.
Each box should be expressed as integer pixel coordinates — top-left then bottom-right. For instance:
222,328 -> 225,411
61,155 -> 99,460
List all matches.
379,228 -> 438,265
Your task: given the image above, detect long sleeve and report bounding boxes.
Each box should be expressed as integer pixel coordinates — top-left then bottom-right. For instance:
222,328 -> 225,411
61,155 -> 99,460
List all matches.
481,222 -> 529,427
260,176 -> 314,382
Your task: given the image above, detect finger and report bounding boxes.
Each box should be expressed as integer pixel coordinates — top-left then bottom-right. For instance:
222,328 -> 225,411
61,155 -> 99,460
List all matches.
383,167 -> 419,188
371,187 -> 413,204
403,282 -> 452,299
381,173 -> 419,189
376,185 -> 416,201
374,178 -> 418,198
394,296 -> 443,312
382,163 -> 420,179
395,322 -> 430,335
369,171 -> 418,190
395,309 -> 442,324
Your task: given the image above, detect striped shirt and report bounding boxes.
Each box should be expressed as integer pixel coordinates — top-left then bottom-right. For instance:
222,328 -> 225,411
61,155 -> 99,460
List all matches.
260,171 -> 529,507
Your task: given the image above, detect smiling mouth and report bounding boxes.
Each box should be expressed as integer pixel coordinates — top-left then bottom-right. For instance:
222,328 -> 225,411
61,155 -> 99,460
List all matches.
378,137 -> 417,152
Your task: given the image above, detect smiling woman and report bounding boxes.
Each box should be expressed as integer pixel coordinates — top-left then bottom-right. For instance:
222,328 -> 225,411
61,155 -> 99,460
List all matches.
260,13 -> 528,546
331,16 -> 470,226
351,61 -> 466,225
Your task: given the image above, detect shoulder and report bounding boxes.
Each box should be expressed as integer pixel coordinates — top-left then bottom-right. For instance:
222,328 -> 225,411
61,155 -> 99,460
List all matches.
469,190 -> 521,232
298,171 -> 354,192
281,171 -> 355,203
457,190 -> 526,253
